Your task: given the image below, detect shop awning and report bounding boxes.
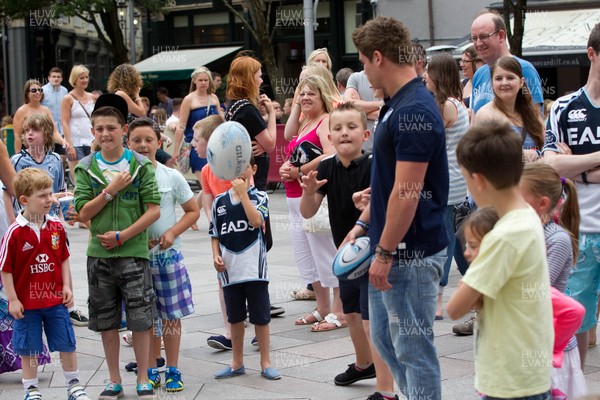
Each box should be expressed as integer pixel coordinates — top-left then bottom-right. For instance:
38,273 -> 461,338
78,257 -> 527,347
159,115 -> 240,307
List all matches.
135,46 -> 242,81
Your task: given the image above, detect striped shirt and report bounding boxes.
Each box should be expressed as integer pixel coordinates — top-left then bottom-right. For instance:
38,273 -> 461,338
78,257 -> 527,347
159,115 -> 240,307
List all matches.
446,98 -> 469,205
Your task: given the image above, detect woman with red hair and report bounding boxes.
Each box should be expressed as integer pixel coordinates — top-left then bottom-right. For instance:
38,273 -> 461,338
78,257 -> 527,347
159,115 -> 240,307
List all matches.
225,56 -> 277,190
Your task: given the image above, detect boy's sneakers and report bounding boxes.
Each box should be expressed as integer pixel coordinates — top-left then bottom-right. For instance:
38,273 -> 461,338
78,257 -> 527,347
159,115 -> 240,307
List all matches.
207,335 -> 232,350
147,368 -> 161,388
270,305 -> 285,317
135,382 -> 156,399
67,379 -> 91,400
98,381 -> 123,400
452,315 -> 475,336
367,393 -> 400,400
334,363 -> 376,386
23,386 -> 42,400
251,336 -> 258,347
165,366 -> 184,392
125,357 -> 166,373
69,310 -> 89,327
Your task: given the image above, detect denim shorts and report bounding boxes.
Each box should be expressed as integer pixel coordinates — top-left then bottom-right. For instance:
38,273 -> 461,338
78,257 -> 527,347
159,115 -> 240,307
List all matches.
87,257 -> 156,332
223,281 -> 270,325
74,145 -> 91,161
339,274 -> 369,320
13,304 -> 76,356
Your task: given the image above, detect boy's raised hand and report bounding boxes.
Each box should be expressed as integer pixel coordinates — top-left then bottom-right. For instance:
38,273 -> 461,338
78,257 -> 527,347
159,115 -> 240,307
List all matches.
213,255 -> 226,272
352,187 -> 371,211
8,298 -> 24,319
300,170 -> 327,195
231,177 -> 248,198
106,171 -> 132,195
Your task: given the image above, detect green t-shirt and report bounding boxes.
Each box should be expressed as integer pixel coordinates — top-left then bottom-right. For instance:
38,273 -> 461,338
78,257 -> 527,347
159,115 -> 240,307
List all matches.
463,206 -> 553,398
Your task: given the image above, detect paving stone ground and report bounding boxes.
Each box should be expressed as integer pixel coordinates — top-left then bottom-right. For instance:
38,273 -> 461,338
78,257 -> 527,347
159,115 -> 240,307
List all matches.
1,190 -> 600,399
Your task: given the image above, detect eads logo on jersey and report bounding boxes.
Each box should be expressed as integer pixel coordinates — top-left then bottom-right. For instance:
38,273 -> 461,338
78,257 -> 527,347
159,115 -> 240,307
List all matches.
568,109 -> 587,123
51,232 -> 60,249
31,253 -> 54,274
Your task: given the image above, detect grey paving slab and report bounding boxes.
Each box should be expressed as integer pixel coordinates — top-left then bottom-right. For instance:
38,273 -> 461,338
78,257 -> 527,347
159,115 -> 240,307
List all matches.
3,191 -> 600,400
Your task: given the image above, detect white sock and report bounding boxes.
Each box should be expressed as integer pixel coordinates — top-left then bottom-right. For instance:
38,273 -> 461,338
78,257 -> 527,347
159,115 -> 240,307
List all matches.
64,370 -> 79,385
22,377 -> 39,390
68,306 -> 76,312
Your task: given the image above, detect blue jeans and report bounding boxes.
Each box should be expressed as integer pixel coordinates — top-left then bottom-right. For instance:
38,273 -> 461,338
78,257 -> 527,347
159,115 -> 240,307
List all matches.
368,249 -> 446,400
441,204 -> 469,286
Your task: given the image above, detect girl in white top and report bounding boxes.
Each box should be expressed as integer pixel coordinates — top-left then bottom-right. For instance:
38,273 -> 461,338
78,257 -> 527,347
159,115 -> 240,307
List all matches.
61,65 -> 94,183
423,53 -> 470,319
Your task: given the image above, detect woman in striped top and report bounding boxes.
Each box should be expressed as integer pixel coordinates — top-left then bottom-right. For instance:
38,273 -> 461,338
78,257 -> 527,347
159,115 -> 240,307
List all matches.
423,53 -> 470,320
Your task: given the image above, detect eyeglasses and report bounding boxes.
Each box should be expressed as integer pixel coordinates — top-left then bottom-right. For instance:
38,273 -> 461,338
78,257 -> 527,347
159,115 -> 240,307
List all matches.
459,59 -> 473,65
470,31 -> 499,43
29,88 -> 43,93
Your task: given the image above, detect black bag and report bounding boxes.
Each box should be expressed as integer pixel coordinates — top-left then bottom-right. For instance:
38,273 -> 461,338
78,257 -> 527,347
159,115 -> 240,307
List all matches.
289,141 -> 323,167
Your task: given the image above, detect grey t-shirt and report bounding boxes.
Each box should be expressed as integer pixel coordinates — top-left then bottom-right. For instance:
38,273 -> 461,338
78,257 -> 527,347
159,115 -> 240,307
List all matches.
346,71 -> 376,151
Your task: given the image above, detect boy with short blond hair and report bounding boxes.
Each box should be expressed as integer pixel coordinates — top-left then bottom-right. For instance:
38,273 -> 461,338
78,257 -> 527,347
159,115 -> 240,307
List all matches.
1,168 -> 90,400
300,103 -> 394,399
448,120 -> 553,399
74,94 -> 161,400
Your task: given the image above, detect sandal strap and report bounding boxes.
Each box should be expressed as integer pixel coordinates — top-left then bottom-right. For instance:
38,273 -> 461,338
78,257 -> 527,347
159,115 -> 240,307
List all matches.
323,313 -> 342,327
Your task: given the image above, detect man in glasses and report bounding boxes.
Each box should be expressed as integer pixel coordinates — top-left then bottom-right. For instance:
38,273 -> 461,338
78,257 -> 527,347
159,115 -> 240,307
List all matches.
470,12 -> 543,113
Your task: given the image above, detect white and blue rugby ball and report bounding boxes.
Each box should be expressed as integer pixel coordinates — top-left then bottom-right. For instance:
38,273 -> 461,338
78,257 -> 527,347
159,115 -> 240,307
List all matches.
207,121 -> 252,181
332,236 -> 371,280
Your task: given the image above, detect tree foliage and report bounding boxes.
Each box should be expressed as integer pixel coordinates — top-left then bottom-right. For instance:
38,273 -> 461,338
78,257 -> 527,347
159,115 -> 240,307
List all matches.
0,0 -> 170,65
502,0 -> 527,57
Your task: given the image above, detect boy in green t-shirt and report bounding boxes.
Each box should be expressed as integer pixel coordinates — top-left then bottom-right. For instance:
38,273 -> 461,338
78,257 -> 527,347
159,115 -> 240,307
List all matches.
447,120 -> 553,399
74,94 -> 161,400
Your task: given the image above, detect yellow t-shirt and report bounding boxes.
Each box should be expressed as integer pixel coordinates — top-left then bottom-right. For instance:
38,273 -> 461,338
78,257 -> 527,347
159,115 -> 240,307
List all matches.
462,206 -> 553,398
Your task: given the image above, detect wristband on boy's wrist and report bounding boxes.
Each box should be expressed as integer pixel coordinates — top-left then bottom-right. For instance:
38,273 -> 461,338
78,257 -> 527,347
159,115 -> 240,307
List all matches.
355,220 -> 369,232
582,170 -> 590,184
375,244 -> 394,262
115,231 -> 123,246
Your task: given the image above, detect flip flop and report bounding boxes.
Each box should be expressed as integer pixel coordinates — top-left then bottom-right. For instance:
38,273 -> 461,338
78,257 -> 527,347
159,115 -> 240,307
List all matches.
311,313 -> 348,332
214,365 -> 246,379
295,310 -> 323,325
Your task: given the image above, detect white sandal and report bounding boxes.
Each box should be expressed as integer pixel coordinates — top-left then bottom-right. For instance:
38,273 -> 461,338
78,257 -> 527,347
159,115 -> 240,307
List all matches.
295,309 -> 323,325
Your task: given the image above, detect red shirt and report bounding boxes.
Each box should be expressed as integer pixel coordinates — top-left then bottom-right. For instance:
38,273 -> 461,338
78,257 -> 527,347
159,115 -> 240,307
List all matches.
201,164 -> 232,196
0,213 -> 70,310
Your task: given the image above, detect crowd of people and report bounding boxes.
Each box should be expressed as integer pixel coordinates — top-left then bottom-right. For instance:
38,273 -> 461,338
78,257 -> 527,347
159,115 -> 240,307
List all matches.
0,10 -> 600,400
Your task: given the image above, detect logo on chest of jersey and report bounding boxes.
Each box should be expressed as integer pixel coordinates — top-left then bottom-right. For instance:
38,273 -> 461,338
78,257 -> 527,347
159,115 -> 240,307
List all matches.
567,109 -> 587,123
217,205 -> 226,216
220,220 -> 256,235
22,242 -> 34,251
51,232 -> 59,249
567,126 -> 600,146
30,253 -> 55,274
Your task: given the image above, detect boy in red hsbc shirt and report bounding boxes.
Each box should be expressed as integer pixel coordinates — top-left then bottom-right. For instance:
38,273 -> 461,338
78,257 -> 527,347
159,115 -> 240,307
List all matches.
0,168 -> 90,400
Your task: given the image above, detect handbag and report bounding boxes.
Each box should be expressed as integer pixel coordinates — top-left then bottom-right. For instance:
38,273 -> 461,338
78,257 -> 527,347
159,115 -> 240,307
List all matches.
303,197 -> 331,233
289,140 -> 323,167
179,142 -> 192,174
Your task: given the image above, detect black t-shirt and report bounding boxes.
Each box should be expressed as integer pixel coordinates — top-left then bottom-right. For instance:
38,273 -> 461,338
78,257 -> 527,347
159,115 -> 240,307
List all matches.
230,103 -> 267,141
317,152 -> 372,248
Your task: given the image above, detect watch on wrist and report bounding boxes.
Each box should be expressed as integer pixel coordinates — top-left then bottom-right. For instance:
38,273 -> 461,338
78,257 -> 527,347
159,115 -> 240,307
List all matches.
102,189 -> 114,202
582,170 -> 590,184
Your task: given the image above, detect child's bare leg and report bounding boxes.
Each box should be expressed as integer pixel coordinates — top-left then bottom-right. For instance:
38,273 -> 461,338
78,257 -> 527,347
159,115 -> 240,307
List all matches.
147,329 -> 161,368
101,330 -> 122,383
346,313 -> 372,366
163,319 -> 182,367
21,355 -> 37,380
132,329 -> 152,383
219,282 -> 231,338
312,281 -> 331,317
576,330 -> 590,370
364,320 -> 394,392
230,321 -> 245,369
60,351 -> 77,372
255,324 -> 271,370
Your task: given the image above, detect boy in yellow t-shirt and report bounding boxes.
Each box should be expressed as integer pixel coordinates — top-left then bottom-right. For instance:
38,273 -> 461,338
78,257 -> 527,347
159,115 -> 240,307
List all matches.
447,120 -> 553,399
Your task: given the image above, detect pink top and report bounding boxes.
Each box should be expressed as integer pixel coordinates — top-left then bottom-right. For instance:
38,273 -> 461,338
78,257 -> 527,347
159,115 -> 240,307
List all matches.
284,119 -> 325,198
551,287 -> 584,368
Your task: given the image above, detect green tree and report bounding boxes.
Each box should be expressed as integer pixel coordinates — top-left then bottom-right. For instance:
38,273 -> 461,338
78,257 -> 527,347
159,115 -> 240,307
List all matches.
502,0 -> 527,57
0,0 -> 169,65
220,0 -> 283,101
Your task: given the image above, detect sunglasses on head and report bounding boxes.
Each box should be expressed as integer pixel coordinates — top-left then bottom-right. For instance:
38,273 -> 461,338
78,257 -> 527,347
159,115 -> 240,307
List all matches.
29,88 -> 43,93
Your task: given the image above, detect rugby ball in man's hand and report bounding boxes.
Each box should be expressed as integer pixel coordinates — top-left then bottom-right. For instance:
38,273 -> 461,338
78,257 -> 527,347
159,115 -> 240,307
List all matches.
207,121 -> 252,181
332,236 -> 371,280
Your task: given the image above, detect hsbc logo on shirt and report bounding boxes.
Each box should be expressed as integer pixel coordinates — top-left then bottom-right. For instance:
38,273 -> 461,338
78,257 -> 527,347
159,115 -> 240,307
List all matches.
30,253 -> 55,274
568,109 -> 587,122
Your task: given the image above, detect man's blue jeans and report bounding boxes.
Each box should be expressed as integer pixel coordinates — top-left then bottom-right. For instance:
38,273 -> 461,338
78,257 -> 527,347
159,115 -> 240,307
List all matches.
369,249 -> 446,400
